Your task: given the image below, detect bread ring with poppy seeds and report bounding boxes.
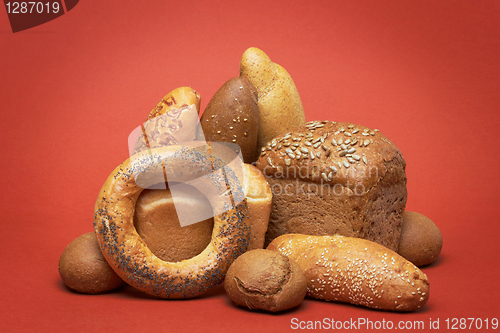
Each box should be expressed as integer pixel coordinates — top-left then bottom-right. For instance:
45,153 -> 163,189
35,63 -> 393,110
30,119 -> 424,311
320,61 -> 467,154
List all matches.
93,144 -> 251,299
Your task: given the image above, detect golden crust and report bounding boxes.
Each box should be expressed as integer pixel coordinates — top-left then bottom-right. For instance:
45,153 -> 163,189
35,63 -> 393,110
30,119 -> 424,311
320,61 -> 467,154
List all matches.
267,234 -> 429,312
147,86 -> 201,120
94,144 -> 251,299
240,47 -> 306,154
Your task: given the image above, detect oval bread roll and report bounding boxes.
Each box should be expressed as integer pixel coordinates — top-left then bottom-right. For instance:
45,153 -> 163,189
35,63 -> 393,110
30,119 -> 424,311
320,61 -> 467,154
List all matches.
200,77 -> 259,164
240,47 -> 306,154
267,234 -> 429,312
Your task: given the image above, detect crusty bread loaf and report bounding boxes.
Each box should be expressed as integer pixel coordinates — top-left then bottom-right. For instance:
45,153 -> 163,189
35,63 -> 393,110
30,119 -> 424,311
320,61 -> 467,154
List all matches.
267,234 -> 429,312
256,121 -> 407,250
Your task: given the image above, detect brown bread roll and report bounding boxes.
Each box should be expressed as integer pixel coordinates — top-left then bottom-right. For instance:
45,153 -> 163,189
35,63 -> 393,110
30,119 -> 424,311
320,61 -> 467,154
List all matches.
224,249 -> 307,312
256,121 -> 407,250
59,232 -> 125,294
267,234 -> 430,312
200,77 -> 259,163
398,211 -> 443,267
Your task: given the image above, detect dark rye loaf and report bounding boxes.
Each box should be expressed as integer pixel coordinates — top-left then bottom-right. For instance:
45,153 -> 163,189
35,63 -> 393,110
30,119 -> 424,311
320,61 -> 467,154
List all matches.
256,121 -> 407,251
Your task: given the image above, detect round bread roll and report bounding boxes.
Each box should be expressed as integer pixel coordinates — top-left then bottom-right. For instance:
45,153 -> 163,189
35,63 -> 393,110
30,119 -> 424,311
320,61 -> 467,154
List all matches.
59,232 -> 125,294
134,188 -> 214,262
224,249 -> 307,312
398,211 -> 443,267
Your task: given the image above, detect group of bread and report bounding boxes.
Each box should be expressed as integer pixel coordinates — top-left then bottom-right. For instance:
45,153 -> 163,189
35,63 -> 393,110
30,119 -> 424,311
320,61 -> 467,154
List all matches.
59,47 -> 443,313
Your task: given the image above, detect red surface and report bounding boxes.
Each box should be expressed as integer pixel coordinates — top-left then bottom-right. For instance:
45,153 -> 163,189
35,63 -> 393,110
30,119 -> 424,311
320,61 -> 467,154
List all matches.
1,1 -> 499,332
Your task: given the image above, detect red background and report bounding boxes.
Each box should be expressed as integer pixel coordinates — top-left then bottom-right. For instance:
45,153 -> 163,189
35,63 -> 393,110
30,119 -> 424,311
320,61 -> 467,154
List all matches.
1,1 -> 499,332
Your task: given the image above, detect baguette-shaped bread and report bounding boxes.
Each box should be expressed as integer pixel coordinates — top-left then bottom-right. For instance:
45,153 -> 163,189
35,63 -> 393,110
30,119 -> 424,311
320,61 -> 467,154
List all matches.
267,234 -> 429,312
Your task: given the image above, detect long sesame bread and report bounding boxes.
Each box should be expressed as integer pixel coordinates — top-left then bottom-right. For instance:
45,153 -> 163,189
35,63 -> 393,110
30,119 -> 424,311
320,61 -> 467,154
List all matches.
267,234 -> 429,312
256,121 -> 407,250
